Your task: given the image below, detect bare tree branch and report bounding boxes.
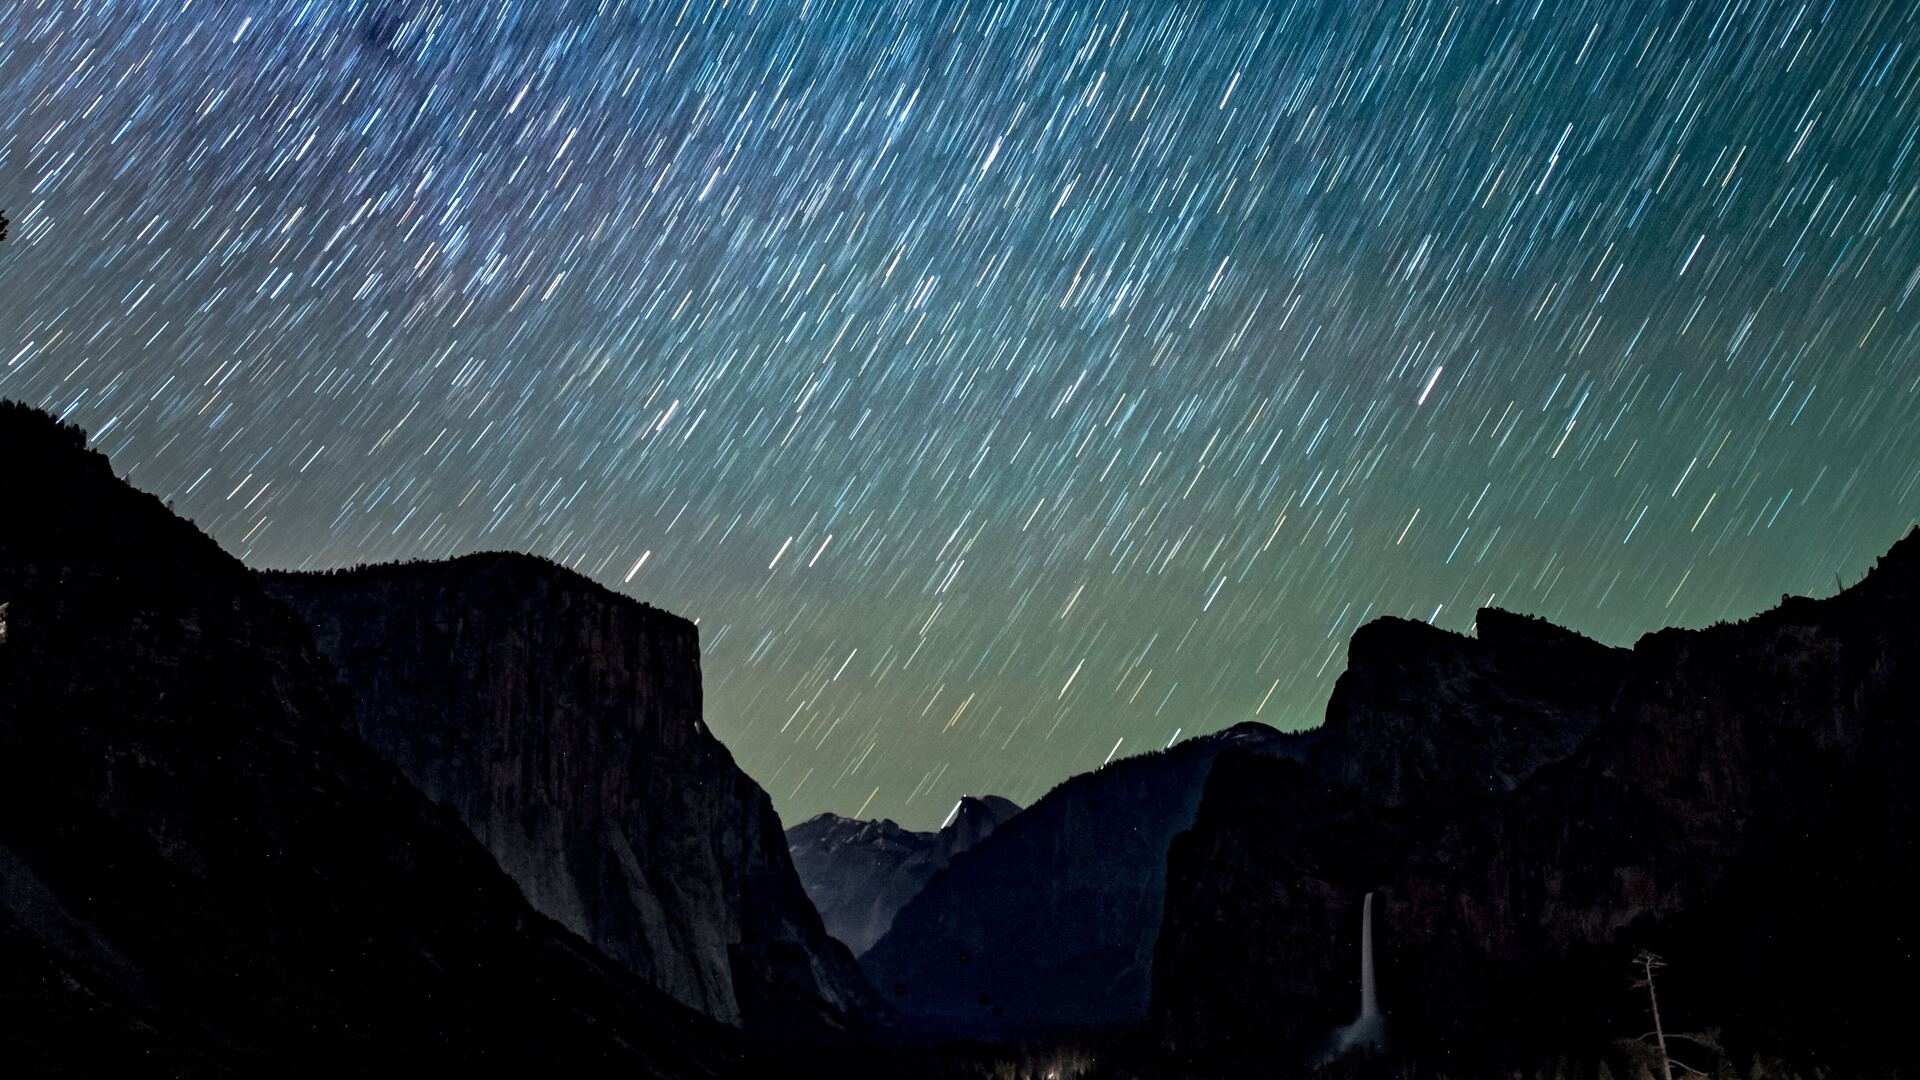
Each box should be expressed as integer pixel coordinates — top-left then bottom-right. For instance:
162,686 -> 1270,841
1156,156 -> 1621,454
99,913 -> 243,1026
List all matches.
1633,950 -> 1676,1080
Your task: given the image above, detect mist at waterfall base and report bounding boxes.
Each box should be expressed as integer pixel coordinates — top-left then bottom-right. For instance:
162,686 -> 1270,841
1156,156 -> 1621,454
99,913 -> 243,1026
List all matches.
1323,891 -> 1387,1064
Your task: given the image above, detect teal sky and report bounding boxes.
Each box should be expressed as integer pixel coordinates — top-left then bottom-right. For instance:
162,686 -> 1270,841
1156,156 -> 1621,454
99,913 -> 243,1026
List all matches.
4,0 -> 1918,827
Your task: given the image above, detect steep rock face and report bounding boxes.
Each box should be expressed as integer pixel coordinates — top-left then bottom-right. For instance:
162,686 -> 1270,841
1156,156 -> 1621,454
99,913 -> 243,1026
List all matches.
1154,542 -> 1920,1067
859,723 -> 1297,1034
262,558 -> 879,1035
0,402 -> 740,1075
787,795 -> 1021,955
1308,609 -> 1629,809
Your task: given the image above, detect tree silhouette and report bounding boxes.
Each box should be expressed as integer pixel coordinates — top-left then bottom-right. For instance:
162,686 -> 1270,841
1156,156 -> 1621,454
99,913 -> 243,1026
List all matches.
1627,950 -> 1724,1080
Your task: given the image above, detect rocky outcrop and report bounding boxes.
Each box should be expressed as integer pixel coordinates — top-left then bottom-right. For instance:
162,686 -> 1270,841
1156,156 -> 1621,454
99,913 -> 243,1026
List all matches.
262,557 -> 880,1036
0,401 -> 741,1075
1305,608 -> 1629,809
1153,538 -> 1920,1068
858,723 -> 1298,1034
788,795 -> 1021,955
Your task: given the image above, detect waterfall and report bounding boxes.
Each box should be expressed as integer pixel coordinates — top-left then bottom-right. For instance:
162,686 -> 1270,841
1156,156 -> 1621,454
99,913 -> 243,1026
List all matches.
1325,890 -> 1386,1060
1359,890 -> 1378,1022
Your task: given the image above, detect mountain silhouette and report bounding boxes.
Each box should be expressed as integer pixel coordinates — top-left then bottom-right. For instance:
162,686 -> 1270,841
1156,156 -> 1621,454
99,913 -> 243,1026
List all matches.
1154,539 -> 1920,1071
263,556 -> 881,1037
0,401 -> 743,1075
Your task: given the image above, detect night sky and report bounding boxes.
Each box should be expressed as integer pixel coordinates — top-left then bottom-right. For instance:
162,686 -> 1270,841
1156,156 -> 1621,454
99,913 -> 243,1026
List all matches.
3,0 -> 1918,828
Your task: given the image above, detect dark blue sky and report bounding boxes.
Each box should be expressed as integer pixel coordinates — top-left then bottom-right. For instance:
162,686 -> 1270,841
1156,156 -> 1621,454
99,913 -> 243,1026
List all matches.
4,0 -> 1917,827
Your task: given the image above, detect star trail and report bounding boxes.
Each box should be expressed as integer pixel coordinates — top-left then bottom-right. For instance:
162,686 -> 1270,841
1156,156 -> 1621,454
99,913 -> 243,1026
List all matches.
3,0 -> 1918,828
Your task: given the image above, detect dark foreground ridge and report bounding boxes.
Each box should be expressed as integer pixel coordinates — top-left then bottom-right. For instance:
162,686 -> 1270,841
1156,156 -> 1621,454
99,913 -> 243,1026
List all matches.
4,401 -> 1914,1078
0,401 -> 744,1075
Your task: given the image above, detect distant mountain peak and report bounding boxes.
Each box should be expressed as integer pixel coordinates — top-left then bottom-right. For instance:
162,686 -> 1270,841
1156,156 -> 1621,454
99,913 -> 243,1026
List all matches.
1216,720 -> 1284,741
788,792 -> 1021,957
942,793 -> 1020,830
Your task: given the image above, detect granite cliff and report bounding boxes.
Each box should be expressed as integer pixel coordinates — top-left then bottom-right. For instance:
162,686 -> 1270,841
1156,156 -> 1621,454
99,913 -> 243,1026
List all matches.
1153,536 -> 1920,1070
263,555 -> 880,1036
